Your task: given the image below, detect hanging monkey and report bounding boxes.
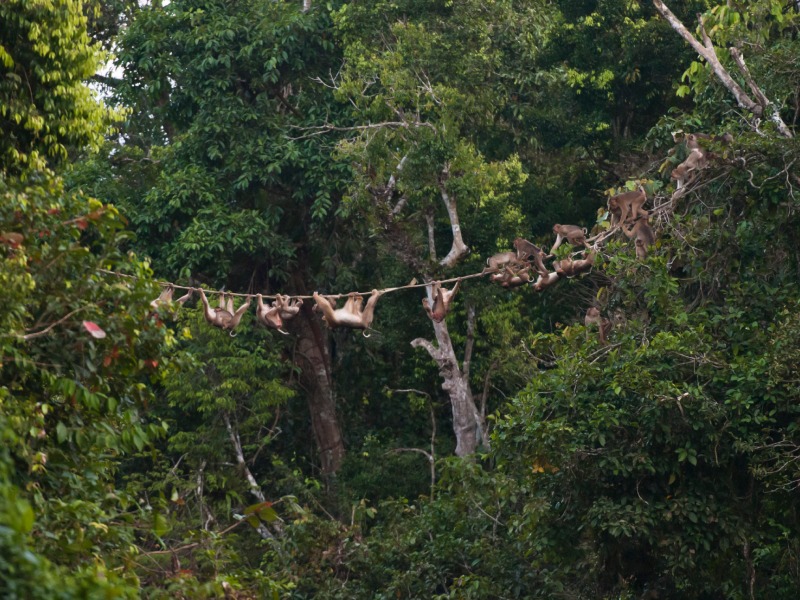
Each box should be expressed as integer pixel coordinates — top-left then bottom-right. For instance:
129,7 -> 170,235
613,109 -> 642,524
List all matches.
532,270 -> 560,292
313,289 -> 383,331
199,289 -> 252,332
490,265 -> 533,288
274,294 -> 303,322
256,294 -> 283,330
422,281 -> 460,322
554,251 -> 596,277
150,284 -> 194,310
484,250 -> 520,273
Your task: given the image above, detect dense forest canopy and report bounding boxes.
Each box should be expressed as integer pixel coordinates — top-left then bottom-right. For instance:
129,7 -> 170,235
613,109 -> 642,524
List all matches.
2,0 -> 800,597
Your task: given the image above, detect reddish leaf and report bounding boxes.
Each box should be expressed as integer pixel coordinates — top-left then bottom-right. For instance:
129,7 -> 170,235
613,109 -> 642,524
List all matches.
82,321 -> 106,339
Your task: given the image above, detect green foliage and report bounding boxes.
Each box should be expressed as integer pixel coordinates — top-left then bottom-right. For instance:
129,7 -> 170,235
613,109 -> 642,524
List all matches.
0,173 -> 170,598
0,0 -> 117,174
14,0 -> 800,597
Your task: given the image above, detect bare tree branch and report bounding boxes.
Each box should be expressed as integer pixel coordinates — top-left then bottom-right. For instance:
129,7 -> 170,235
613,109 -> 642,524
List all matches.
437,165 -> 469,267
652,1 -> 793,137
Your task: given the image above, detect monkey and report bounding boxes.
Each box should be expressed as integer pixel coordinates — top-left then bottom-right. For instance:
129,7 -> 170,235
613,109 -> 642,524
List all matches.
608,187 -> 647,227
484,250 -> 520,273
671,148 -> 708,189
681,132 -> 733,148
422,280 -> 460,322
550,224 -> 589,254
256,294 -> 283,330
584,307 -> 612,345
622,218 -> 656,260
634,239 -> 648,260
554,251 -> 596,277
313,289 -> 382,331
150,284 -> 194,310
273,294 -> 303,322
199,289 -> 252,332
490,265 -> 533,289
513,237 -> 549,276
532,270 -> 559,292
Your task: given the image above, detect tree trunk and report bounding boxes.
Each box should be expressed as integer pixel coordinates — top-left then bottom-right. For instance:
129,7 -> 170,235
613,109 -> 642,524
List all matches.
411,317 -> 484,456
294,305 -> 345,475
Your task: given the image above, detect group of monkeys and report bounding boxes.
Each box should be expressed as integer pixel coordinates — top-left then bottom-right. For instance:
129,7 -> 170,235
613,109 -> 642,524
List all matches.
150,284 -> 384,334
482,182 -> 654,288
473,130 -> 729,343
149,131 -> 724,341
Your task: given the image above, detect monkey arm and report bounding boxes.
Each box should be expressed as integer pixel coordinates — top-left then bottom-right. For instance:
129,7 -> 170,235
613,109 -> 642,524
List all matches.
359,290 -> 383,329
422,297 -> 434,320
549,234 -> 564,254
313,292 -> 338,327
199,289 -> 218,324
175,288 -> 194,305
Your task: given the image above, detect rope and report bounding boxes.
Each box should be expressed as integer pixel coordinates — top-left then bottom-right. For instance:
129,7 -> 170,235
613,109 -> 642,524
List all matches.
97,265 -> 508,301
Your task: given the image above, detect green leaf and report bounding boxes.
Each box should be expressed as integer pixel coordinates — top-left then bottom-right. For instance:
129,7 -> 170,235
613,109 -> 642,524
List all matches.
56,421 -> 68,443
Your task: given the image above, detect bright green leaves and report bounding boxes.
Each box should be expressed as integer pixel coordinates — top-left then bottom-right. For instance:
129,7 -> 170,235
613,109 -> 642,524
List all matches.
0,3 -> 170,583
0,0 -> 120,175
244,501 -> 278,529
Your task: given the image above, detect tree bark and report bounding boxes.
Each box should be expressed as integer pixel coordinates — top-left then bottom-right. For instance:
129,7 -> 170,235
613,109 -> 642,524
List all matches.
294,305 -> 345,475
411,317 -> 484,456
728,47 -> 793,138
223,413 -> 278,538
438,165 -> 469,268
224,413 -> 267,503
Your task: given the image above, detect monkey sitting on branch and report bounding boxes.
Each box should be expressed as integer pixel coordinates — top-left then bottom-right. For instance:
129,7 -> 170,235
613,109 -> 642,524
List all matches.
622,217 -> 656,260
607,187 -> 648,227
584,307 -> 612,345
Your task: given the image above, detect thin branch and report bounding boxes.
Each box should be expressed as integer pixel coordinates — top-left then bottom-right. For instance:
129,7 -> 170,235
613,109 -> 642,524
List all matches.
286,120 -> 435,141
22,307 -> 89,341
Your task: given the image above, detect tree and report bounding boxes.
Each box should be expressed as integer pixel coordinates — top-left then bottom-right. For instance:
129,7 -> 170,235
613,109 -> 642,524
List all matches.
0,2 -> 171,597
108,0 -> 358,475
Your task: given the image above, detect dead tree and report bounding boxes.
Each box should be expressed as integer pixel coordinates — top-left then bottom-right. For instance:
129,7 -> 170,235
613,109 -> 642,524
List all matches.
653,0 -> 793,138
